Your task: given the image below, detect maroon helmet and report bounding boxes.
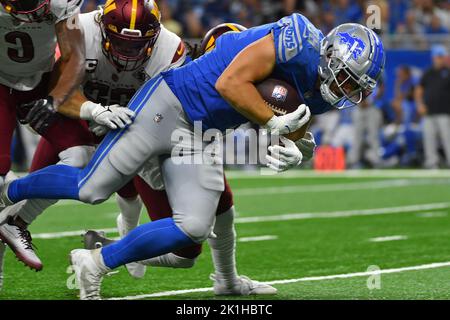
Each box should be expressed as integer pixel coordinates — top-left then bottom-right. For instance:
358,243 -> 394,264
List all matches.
100,0 -> 161,72
200,23 -> 247,54
0,0 -> 51,23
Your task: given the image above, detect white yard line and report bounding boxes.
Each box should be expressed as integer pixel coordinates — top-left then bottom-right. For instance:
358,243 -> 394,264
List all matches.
238,235 -> 278,242
234,202 -> 450,224
108,261 -> 450,300
225,169 -> 450,179
369,235 -> 408,242
34,228 -> 118,239
33,202 -> 450,239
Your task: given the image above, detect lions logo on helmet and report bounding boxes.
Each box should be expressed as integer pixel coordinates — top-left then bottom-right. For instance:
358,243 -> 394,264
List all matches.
337,32 -> 367,61
100,0 -> 161,72
318,23 -> 385,109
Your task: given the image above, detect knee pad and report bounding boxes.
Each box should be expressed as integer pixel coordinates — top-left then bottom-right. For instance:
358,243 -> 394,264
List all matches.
176,216 -> 215,244
79,185 -> 110,205
59,146 -> 95,168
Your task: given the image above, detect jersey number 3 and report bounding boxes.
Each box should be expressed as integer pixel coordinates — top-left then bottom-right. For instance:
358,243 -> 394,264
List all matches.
5,31 -> 34,63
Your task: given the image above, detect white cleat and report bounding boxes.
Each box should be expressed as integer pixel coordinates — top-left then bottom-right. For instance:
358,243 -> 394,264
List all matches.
0,218 -> 42,271
0,174 -> 18,225
210,274 -> 278,296
0,242 -> 5,291
116,214 -> 146,279
69,249 -> 108,300
0,179 -> 8,221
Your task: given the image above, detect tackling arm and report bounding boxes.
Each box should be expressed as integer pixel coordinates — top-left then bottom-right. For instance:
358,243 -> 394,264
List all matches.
50,17 -> 86,110
57,89 -> 88,119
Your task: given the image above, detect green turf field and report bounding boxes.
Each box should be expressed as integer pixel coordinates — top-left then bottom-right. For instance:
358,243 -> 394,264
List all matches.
1,169 -> 450,300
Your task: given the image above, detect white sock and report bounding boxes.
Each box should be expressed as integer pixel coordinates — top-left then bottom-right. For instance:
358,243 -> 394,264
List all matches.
116,195 -> 142,231
140,252 -> 196,269
16,199 -> 58,225
92,248 -> 111,273
207,206 -> 239,285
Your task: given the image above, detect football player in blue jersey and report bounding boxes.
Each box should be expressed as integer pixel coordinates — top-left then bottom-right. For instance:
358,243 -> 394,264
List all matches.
0,14 -> 385,299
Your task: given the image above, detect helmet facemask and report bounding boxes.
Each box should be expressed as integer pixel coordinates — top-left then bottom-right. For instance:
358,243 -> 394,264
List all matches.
320,53 -> 374,109
318,24 -> 384,110
101,21 -> 160,72
1,0 -> 51,23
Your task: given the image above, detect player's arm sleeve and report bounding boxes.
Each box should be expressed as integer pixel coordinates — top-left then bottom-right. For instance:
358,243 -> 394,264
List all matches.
272,14 -> 305,68
215,34 -> 278,126
49,16 -> 86,108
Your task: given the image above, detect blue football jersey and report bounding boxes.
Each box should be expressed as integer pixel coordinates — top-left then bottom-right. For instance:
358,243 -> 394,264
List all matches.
162,13 -> 333,132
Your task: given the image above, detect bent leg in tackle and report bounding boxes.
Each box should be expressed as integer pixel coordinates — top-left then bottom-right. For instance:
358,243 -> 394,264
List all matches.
100,155 -> 224,269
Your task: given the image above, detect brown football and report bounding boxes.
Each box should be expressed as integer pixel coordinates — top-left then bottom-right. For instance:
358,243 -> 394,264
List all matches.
256,78 -> 304,116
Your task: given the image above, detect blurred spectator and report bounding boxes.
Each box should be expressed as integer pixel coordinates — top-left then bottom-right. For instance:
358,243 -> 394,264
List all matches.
383,66 -> 422,166
409,0 -> 450,33
159,0 -> 183,35
388,0 -> 410,33
415,45 -> 450,168
82,0 -> 102,13
425,14 -> 449,34
347,98 -> 383,168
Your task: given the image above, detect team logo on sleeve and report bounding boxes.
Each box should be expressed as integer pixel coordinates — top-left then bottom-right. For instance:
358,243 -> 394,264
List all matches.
337,32 -> 366,61
272,85 -> 288,102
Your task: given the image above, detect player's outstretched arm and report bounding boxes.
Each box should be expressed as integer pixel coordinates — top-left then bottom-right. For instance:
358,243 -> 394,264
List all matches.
59,90 -> 135,131
215,33 -> 310,135
49,16 -> 86,109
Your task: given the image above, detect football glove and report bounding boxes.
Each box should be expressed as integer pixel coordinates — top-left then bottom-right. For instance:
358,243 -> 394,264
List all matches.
80,101 -> 135,130
263,104 -> 311,135
266,136 -> 303,173
20,96 -> 58,135
295,132 -> 316,162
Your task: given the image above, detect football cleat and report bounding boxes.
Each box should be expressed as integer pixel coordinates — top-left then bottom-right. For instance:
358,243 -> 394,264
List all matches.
210,274 -> 278,296
69,249 -> 108,300
0,217 -> 42,271
0,242 -> 5,291
83,230 -> 115,250
116,214 -> 146,279
0,173 -> 18,225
